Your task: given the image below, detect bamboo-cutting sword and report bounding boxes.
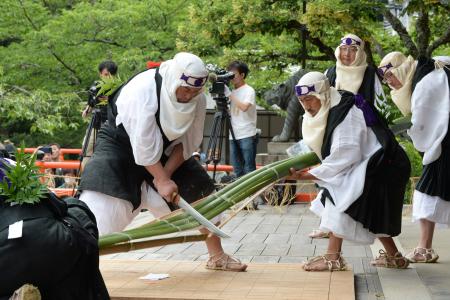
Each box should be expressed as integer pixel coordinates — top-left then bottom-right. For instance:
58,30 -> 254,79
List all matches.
175,194 -> 230,239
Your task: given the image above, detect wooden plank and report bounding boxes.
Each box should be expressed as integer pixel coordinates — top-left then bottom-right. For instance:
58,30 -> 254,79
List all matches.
101,259 -> 354,300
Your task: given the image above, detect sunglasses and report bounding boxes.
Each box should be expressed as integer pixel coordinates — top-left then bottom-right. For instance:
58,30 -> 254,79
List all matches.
295,84 -> 316,97
180,73 -> 207,87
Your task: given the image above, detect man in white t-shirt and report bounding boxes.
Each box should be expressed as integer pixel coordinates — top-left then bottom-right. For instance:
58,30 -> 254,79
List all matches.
227,61 -> 258,177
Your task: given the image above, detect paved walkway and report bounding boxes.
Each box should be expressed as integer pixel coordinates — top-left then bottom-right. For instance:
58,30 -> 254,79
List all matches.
101,203 -> 450,300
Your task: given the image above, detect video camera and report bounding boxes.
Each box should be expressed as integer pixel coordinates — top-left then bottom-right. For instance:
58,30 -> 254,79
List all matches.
87,81 -> 101,108
206,64 -> 235,96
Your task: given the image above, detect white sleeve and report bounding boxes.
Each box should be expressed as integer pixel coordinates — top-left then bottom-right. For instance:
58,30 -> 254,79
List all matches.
408,69 -> 450,165
310,107 -> 365,180
164,95 -> 207,160
238,86 -> 256,105
115,71 -> 163,166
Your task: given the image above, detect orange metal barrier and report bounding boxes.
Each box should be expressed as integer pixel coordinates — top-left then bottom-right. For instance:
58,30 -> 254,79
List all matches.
50,188 -> 77,197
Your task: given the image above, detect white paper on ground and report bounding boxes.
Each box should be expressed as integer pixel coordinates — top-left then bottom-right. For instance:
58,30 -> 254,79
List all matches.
8,220 -> 23,239
139,273 -> 170,281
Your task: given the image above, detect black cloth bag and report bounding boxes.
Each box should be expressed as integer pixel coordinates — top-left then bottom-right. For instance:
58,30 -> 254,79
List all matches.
0,194 -> 109,300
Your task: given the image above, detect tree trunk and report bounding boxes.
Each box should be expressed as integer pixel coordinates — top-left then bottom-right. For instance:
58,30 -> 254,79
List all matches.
416,5 -> 430,57
383,9 -> 418,58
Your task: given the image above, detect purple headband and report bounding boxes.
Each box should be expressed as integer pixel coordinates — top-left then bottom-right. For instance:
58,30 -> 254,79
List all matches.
180,73 -> 207,88
295,84 -> 316,97
377,62 -> 394,78
340,37 -> 361,47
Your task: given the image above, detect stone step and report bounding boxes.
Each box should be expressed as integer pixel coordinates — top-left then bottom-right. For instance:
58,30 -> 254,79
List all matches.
267,141 -> 297,155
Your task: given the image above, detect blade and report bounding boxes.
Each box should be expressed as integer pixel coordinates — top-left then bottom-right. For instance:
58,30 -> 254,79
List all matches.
177,197 -> 230,239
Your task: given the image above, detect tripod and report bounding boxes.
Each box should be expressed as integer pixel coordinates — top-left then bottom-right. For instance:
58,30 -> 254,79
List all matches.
205,93 -> 240,181
76,107 -> 102,184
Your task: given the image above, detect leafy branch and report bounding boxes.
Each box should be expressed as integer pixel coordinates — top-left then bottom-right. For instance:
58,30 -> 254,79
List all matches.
0,145 -> 47,205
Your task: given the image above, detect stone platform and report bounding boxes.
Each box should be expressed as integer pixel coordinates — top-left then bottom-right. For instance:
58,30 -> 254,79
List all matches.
101,259 -> 354,300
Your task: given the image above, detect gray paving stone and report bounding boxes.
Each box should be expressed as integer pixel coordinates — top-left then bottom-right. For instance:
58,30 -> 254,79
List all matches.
255,224 -> 278,233
265,233 -> 291,244
355,274 -> 369,293
140,253 -> 172,260
342,245 -> 369,258
239,216 -> 264,225
231,223 -> 259,233
288,244 -> 316,256
112,252 -> 147,260
289,234 -> 313,245
234,255 -> 253,263
156,243 -> 193,254
311,238 -> 331,246
260,216 -> 283,225
279,256 -> 308,264
224,232 -> 246,243
251,255 -> 281,263
240,233 -> 269,244
299,217 -> 320,226
234,243 -> 266,256
280,216 -> 302,225
346,257 -> 365,274
168,254 -> 199,261
181,243 -> 208,256
275,224 -> 299,234
261,244 -> 290,256
222,243 -> 241,255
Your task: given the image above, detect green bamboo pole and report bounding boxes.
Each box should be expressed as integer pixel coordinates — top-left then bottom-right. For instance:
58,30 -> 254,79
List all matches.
98,153 -> 320,249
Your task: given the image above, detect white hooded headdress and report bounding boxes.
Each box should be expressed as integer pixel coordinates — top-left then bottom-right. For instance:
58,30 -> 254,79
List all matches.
298,72 -> 341,160
335,33 -> 368,94
379,51 -> 417,116
158,52 -> 208,141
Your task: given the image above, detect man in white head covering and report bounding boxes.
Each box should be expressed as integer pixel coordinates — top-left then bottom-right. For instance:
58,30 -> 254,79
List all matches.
309,33 -> 390,239
79,52 -> 247,271
378,52 -> 450,263
289,71 -> 411,271
326,33 -> 388,111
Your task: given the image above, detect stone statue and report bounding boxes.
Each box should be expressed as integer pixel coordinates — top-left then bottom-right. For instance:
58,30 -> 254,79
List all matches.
264,69 -> 308,142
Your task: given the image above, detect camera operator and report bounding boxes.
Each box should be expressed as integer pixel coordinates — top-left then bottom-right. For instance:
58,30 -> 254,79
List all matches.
226,61 -> 258,178
81,60 -> 118,169
82,60 -> 118,122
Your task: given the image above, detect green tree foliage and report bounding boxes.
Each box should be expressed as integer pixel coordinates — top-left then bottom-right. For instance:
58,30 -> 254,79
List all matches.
0,0 -> 190,146
0,0 -> 448,147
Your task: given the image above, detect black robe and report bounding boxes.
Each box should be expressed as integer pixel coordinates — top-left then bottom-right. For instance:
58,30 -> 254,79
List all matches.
413,57 -> 450,202
326,65 -> 377,104
320,92 -> 411,236
0,194 -> 109,299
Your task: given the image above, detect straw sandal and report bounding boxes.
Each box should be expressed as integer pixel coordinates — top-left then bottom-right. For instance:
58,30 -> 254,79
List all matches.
405,247 -> 439,263
303,252 -> 347,272
370,250 -> 409,269
308,229 -> 330,239
206,253 -> 248,272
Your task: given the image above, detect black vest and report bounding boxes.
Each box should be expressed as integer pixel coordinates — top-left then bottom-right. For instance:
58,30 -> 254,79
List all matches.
326,65 -> 377,104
